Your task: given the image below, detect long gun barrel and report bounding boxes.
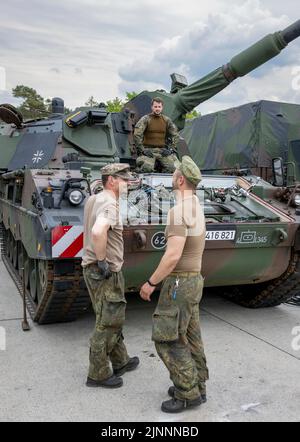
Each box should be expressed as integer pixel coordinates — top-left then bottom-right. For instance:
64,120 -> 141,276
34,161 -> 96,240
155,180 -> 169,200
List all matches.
172,20 -> 300,116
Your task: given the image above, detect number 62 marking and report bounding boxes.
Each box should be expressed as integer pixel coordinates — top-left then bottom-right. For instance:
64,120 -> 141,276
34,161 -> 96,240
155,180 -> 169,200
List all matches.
151,232 -> 166,250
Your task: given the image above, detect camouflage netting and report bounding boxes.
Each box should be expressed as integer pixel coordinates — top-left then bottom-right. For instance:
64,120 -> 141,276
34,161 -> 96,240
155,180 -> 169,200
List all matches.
182,100 -> 300,174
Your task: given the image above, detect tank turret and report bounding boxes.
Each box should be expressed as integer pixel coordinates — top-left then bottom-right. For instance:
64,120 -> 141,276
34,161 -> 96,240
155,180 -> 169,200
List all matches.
127,20 -> 300,130
1,21 -> 300,172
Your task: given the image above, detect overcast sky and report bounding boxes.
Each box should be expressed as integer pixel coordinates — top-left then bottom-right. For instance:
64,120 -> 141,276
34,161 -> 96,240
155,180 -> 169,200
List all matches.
0,0 -> 300,114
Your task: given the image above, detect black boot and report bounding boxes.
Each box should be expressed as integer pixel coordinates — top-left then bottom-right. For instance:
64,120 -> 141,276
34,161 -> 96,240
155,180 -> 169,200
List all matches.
86,375 -> 123,389
114,357 -> 140,377
161,397 -> 202,414
168,386 -> 207,403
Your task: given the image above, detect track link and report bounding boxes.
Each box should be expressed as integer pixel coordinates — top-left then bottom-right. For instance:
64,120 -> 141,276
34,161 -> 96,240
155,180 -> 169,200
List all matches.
223,252 -> 300,308
0,224 -> 91,324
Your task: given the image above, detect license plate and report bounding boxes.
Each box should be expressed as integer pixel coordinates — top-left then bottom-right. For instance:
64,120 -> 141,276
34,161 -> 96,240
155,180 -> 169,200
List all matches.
206,230 -> 236,241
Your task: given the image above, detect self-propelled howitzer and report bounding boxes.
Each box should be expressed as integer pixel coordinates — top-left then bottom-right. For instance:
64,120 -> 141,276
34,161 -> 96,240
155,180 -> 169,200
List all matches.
1,22 -> 300,324
126,20 -> 300,131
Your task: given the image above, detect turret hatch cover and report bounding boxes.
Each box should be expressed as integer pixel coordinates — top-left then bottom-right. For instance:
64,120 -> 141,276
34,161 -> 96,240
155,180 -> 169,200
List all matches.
0,104 -> 23,128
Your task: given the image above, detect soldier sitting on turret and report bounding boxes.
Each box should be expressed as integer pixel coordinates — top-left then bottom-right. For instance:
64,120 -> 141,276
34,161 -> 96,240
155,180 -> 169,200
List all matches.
134,97 -> 179,173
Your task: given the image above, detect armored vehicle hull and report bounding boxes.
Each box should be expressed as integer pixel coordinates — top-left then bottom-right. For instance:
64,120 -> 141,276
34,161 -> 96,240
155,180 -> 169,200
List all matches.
1,172 -> 300,323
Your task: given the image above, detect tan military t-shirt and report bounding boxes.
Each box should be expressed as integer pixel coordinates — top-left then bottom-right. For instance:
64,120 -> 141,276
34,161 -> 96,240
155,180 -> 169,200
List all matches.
81,190 -> 124,272
165,195 -> 206,272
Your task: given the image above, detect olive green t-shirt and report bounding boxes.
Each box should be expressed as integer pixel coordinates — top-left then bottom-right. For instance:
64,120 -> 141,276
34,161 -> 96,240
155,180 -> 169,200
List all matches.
81,190 -> 124,272
165,195 -> 206,272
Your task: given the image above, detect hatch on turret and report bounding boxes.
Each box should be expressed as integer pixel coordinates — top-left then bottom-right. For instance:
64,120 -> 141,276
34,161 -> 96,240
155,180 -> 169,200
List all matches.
63,107 -> 117,157
0,104 -> 23,128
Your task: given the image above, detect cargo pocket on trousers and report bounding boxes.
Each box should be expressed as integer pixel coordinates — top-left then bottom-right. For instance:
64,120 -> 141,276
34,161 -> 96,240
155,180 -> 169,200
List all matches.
86,267 -> 105,295
101,293 -> 127,328
152,307 -> 179,343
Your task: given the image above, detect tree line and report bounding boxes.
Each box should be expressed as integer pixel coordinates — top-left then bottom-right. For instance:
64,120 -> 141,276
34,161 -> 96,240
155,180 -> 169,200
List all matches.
5,86 -> 199,120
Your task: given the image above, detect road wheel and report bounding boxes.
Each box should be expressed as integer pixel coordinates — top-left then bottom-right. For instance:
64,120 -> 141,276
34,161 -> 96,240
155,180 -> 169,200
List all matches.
17,244 -> 24,277
7,231 -> 13,261
29,264 -> 38,303
12,240 -> 18,269
37,260 -> 49,303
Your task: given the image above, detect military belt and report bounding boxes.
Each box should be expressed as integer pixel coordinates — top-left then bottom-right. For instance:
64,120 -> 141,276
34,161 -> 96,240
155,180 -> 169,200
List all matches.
170,272 -> 201,277
84,262 -> 118,273
84,262 -> 98,269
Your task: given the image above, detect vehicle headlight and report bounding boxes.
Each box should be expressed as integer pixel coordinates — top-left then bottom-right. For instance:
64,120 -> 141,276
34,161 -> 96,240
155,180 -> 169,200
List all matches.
68,189 -> 84,206
294,194 -> 300,207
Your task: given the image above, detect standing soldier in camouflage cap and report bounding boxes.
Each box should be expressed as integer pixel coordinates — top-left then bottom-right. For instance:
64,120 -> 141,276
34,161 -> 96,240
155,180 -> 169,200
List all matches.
82,163 -> 139,388
140,156 -> 209,413
134,98 -> 180,173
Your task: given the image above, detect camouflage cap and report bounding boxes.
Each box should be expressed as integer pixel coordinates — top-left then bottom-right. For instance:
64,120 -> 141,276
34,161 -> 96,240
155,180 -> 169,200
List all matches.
100,163 -> 134,180
175,156 -> 202,186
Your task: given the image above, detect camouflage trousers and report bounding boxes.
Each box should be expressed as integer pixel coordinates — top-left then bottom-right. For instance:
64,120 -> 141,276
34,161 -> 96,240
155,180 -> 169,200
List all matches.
136,147 -> 177,173
83,265 -> 130,381
152,273 -> 209,401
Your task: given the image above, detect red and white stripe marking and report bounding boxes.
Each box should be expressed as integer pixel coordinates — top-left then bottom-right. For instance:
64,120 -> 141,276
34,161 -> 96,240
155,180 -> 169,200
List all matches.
51,226 -> 84,259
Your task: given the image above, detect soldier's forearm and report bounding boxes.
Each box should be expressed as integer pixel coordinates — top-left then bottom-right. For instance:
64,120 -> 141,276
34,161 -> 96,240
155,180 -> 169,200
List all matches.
149,252 -> 180,285
169,140 -> 178,151
92,230 -> 108,261
169,134 -> 180,150
133,136 -> 144,152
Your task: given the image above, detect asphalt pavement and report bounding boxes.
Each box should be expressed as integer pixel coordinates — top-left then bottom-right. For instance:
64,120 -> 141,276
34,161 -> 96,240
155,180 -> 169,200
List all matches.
0,257 -> 300,422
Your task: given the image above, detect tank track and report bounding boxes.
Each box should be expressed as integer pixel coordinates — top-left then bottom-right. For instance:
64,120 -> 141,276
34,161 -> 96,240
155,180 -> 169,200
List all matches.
286,294 -> 300,306
222,252 -> 300,308
0,223 -> 91,324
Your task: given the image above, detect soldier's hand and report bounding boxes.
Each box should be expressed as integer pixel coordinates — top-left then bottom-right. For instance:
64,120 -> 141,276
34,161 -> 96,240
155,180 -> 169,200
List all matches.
161,148 -> 176,157
140,283 -> 155,302
136,146 -> 143,156
142,149 -> 154,159
97,260 -> 112,280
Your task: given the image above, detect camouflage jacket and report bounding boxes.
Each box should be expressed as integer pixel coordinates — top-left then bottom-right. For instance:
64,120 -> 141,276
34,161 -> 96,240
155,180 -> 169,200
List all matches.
134,114 -> 180,155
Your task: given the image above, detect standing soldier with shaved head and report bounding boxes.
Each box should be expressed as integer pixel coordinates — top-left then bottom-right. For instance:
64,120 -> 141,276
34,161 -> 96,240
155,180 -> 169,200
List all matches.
134,98 -> 180,173
140,156 -> 209,413
82,164 -> 139,389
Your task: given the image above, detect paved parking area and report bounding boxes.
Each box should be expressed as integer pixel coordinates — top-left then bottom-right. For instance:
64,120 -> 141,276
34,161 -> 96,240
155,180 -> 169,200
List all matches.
0,259 -> 300,422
